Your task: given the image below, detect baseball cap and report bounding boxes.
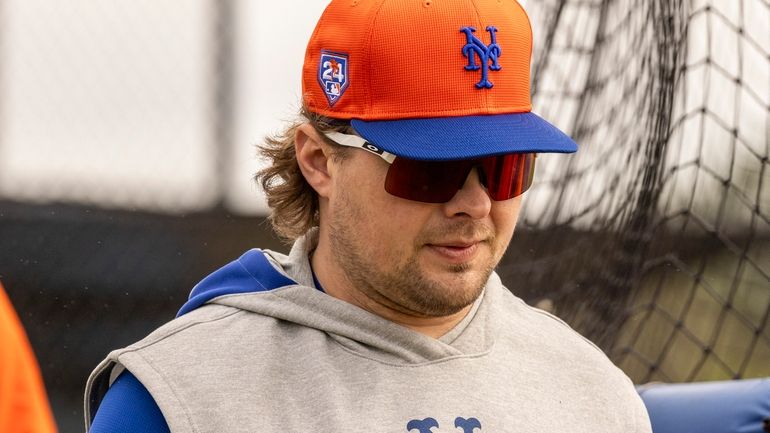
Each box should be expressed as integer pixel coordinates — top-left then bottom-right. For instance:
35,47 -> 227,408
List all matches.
302,0 -> 578,161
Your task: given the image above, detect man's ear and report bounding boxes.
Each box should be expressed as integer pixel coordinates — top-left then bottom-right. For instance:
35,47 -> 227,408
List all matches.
295,123 -> 335,198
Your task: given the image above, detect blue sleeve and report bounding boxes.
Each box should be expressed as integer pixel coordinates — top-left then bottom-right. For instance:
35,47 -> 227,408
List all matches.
89,370 -> 170,433
638,379 -> 770,433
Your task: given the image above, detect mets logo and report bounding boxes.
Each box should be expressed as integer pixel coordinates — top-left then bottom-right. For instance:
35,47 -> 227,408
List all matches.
460,26 -> 502,89
318,50 -> 349,106
407,417 -> 482,433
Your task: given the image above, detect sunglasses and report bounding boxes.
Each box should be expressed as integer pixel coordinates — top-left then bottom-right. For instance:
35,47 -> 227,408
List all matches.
324,131 -> 536,203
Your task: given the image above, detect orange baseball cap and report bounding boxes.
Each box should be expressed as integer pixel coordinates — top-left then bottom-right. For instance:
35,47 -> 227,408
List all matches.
302,0 -> 578,160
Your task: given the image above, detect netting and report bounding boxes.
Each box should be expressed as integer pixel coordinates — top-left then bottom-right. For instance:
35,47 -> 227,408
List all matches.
503,0 -> 770,382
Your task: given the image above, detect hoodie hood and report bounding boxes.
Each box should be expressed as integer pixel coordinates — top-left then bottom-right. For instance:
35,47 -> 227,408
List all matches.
176,248 -> 299,317
176,230 -> 498,364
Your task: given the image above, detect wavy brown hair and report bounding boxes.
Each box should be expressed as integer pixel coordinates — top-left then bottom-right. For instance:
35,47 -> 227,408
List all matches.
256,105 -> 354,241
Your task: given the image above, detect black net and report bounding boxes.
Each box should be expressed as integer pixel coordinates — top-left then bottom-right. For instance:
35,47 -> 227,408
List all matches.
501,0 -> 770,382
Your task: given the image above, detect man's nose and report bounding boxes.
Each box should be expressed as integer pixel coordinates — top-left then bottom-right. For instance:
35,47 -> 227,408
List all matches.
442,167 -> 492,219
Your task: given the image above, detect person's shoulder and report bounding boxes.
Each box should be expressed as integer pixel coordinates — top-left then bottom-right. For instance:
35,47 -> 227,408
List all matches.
114,296 -> 308,365
86,304 -> 268,427
493,285 -> 643,404
493,283 -> 621,368
137,304 -> 240,344
507,292 -> 601,346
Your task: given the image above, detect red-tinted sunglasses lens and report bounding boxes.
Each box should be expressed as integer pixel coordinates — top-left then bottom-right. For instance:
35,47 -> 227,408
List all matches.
480,153 -> 536,200
384,153 -> 536,203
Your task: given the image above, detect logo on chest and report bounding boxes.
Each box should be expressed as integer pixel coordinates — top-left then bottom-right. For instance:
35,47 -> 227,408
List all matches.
407,416 -> 482,432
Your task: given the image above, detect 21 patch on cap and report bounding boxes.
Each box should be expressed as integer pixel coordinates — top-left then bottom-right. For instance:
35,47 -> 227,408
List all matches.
318,51 -> 349,106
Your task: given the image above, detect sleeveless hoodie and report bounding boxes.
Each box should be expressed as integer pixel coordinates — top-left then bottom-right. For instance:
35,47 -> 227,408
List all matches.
85,231 -> 651,433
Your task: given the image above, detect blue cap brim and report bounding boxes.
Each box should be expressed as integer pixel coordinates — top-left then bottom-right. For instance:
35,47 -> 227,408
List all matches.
351,112 -> 578,161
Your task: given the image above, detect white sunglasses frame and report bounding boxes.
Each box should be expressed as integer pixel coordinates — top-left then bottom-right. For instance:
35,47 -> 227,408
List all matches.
323,131 -> 397,164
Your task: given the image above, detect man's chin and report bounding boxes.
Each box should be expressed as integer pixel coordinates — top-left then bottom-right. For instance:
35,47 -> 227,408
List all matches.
422,252 -> 493,280
447,262 -> 474,273
416,272 -> 488,309
409,284 -> 484,317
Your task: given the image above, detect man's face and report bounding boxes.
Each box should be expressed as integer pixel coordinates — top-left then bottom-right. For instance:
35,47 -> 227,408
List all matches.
324,147 -> 522,318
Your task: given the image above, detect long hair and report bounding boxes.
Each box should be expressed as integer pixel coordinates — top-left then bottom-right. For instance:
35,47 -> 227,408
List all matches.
256,105 -> 354,241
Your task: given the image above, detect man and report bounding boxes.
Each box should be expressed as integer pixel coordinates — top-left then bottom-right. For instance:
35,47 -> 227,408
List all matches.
0,282 -> 58,433
85,0 -> 652,431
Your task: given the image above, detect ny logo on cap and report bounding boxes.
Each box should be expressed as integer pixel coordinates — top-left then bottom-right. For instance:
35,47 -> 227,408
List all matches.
460,26 -> 502,89
318,51 -> 349,106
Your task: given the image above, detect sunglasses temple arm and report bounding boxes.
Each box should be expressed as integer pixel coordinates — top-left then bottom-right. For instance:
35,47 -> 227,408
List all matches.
324,131 -> 397,164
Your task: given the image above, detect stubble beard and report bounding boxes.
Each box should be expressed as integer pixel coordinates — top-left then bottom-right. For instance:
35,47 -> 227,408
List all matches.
328,194 -> 498,317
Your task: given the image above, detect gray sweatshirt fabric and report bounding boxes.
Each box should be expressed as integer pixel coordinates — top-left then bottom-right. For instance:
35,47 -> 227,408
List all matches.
85,231 -> 652,432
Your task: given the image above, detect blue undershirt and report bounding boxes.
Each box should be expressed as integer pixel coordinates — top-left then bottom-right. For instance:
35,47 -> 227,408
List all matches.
89,371 -> 169,433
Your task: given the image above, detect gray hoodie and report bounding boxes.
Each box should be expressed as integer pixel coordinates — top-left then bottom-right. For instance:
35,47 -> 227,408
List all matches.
85,231 -> 651,432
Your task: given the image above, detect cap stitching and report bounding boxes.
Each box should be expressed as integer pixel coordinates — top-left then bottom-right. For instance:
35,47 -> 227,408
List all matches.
468,0 -> 490,109
315,103 -> 533,118
363,0 -> 390,115
512,0 -> 534,62
303,2 -> 334,104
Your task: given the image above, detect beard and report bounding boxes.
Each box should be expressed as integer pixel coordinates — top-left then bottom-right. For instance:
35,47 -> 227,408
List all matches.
327,190 -> 499,317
